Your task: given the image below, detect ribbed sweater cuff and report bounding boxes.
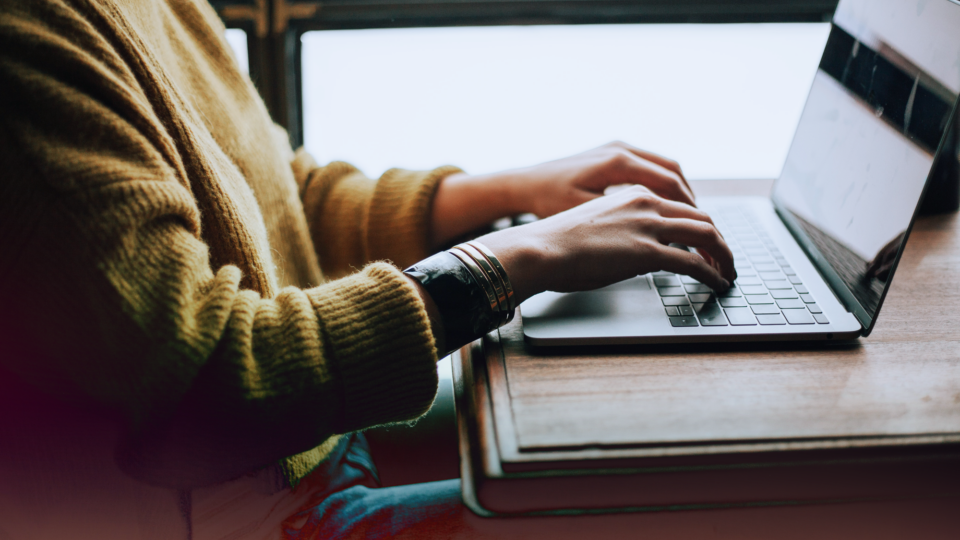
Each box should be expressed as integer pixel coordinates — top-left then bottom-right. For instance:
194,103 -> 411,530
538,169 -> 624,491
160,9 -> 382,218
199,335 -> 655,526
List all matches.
307,262 -> 439,432
366,165 -> 463,268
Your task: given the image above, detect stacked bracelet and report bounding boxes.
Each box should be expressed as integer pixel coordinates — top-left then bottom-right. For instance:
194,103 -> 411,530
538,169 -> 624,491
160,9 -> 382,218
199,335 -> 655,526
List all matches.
451,242 -> 517,325
403,241 -> 516,353
467,241 -> 517,322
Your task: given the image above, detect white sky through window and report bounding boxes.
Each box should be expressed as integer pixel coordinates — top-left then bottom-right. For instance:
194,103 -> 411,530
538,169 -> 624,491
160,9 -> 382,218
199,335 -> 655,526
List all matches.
301,24 -> 830,180
224,28 -> 249,74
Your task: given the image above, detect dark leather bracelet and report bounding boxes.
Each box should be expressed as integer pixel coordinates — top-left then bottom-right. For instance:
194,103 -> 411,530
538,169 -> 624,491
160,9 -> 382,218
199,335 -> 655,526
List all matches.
404,251 -> 501,354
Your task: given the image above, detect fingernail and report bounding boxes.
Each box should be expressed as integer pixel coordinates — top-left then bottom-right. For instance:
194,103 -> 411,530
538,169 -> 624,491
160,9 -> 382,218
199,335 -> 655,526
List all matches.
722,279 -> 731,290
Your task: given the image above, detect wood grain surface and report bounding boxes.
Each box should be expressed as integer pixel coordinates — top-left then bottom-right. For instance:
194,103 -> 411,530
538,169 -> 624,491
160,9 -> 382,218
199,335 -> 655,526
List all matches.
476,179 -> 960,460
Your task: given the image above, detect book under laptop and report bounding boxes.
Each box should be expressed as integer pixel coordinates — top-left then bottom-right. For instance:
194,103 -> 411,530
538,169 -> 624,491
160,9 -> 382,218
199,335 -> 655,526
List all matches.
522,0 -> 960,346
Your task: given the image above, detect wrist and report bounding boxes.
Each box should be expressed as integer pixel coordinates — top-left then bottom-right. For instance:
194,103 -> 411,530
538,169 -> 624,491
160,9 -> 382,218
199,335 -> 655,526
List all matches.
479,169 -> 529,217
474,228 -> 549,305
431,172 -> 524,248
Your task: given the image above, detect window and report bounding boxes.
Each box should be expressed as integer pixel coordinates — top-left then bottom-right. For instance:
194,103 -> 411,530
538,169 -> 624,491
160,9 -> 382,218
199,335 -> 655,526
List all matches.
224,28 -> 249,74
301,23 -> 829,180
214,0 -> 840,152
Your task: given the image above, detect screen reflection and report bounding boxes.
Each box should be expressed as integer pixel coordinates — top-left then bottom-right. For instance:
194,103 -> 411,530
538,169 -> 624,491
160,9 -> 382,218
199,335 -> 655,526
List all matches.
773,0 -> 960,318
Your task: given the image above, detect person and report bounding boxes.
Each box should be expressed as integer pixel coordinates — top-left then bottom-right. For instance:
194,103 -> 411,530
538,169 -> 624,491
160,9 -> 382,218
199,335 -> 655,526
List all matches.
0,0 -> 735,538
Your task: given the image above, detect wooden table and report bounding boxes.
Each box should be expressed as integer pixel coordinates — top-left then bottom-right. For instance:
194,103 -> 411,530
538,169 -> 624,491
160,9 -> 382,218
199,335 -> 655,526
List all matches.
453,179 -> 960,517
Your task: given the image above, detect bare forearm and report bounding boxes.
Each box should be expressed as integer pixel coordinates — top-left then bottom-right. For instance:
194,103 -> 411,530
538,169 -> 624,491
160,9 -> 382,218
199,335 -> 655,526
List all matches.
429,172 -> 523,248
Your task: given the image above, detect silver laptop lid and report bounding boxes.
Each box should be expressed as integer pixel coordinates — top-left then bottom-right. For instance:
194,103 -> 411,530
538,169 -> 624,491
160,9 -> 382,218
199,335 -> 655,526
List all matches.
771,0 -> 960,335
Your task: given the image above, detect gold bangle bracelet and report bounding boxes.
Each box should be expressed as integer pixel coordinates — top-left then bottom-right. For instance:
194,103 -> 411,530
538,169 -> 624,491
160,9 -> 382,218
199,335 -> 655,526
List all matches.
451,245 -> 508,327
457,243 -> 512,325
467,241 -> 516,312
447,249 -> 500,317
452,244 -> 509,325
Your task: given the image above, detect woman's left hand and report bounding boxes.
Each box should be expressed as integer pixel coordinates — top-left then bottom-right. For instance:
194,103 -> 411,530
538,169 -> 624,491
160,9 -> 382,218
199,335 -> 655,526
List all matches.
430,141 -> 696,248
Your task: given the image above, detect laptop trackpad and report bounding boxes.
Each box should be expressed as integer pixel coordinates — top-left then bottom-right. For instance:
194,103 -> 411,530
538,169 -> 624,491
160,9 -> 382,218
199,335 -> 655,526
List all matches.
522,276 -> 655,319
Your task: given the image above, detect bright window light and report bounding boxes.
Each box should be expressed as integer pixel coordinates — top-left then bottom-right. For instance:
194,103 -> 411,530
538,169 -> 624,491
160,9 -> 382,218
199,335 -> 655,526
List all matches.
225,28 -> 249,74
302,24 -> 830,181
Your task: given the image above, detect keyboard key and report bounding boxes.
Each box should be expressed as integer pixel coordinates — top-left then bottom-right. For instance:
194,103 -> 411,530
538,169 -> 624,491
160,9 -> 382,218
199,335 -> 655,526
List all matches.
751,305 -> 781,315
662,297 -> 691,306
771,290 -> 798,299
744,248 -> 767,256
669,316 -> 699,327
782,266 -> 797,275
750,256 -> 775,264
776,299 -> 805,309
740,285 -> 767,295
658,286 -> 686,296
814,314 -> 830,324
783,309 -> 815,325
735,270 -> 757,277
719,297 -> 747,307
734,261 -> 753,270
800,294 -> 816,303
718,287 -> 742,298
760,271 -> 784,280
654,276 -> 680,287
788,275 -> 803,284
736,277 -> 762,286
724,307 -> 758,325
679,305 -> 695,316
795,285 -> 809,294
746,294 -> 775,305
680,275 -> 701,284
684,284 -> 713,294
807,303 -> 823,314
764,281 -> 794,290
775,258 -> 790,267
665,306 -> 680,317
755,263 -> 779,272
689,293 -> 716,304
757,314 -> 787,325
695,303 -> 729,326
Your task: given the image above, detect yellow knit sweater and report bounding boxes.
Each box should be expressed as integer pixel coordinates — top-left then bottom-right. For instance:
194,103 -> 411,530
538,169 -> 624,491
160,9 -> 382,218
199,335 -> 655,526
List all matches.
0,0 -> 454,489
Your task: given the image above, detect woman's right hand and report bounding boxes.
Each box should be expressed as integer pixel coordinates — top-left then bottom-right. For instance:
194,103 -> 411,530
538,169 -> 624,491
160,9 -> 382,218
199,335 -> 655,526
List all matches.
477,185 -> 736,305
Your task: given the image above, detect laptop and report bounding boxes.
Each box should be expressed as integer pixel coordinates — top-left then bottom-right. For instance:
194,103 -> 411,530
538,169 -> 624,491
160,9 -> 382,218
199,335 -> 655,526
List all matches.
522,0 -> 960,346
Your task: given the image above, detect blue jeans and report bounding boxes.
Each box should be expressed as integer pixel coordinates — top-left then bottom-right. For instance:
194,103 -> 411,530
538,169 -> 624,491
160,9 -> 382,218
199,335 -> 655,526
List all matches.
282,433 -> 466,539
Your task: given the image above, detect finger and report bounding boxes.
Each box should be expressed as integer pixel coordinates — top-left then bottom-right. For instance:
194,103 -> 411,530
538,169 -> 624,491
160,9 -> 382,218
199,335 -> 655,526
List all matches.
651,244 -> 730,291
667,240 -> 718,272
652,200 -> 731,265
612,142 -> 694,200
654,218 -> 736,282
649,197 -> 716,228
619,154 -> 696,207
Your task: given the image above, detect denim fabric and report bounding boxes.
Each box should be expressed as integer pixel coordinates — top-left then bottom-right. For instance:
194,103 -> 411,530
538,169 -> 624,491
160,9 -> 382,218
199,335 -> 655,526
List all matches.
283,433 -> 464,539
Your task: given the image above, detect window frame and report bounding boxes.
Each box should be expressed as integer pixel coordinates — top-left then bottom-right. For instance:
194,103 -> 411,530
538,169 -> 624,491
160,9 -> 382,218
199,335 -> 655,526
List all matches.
214,0 -> 839,148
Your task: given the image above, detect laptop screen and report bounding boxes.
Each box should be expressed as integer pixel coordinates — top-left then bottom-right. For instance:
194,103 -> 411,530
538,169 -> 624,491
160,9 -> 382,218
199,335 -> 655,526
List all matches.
771,0 -> 960,333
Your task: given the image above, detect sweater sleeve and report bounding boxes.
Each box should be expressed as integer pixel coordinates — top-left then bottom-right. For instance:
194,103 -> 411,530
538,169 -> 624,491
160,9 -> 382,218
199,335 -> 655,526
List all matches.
0,1 -> 438,487
291,149 -> 463,278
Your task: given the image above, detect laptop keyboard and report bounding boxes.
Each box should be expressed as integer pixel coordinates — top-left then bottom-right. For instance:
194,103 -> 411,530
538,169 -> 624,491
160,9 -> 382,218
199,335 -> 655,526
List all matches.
656,205 -> 830,328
